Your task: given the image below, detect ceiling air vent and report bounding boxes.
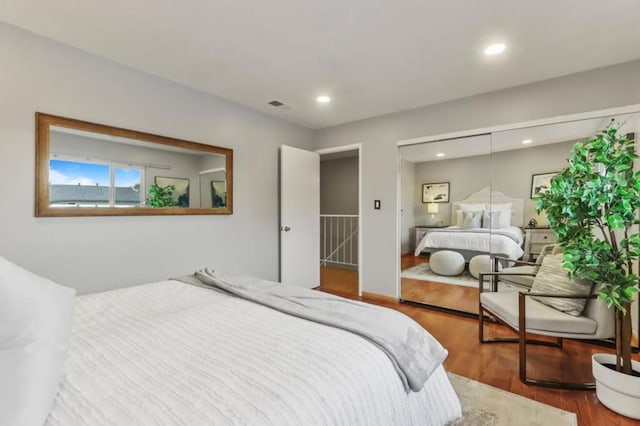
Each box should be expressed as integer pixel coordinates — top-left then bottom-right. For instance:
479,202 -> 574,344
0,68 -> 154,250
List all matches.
267,100 -> 293,111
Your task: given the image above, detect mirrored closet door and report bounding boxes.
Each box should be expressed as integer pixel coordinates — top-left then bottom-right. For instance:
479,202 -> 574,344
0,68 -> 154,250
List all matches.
399,134 -> 492,315
399,112 -> 640,347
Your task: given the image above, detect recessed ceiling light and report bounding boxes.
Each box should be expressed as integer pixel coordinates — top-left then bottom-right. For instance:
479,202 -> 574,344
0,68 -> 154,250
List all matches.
436,153 -> 445,157
522,139 -> 533,145
316,95 -> 331,104
484,43 -> 506,56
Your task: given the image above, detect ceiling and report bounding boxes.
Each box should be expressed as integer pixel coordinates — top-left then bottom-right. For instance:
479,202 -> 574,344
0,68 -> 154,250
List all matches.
400,113 -> 640,162
2,1 -> 640,129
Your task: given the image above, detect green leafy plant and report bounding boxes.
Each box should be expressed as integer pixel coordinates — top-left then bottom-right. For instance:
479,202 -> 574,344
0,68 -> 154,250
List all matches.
147,184 -> 177,207
536,126 -> 640,375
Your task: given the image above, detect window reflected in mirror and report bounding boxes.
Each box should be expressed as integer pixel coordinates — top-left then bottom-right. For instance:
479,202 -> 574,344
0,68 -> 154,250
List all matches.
36,113 -> 233,216
49,159 -> 144,208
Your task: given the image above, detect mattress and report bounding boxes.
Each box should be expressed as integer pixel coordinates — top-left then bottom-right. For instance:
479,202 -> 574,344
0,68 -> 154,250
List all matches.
415,226 -> 524,260
47,280 -> 461,425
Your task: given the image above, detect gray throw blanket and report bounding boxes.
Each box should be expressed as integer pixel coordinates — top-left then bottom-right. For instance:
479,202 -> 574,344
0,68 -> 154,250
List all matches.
178,269 -> 448,392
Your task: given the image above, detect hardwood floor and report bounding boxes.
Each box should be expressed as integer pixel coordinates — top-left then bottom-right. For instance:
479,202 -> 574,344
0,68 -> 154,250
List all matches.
319,265 -> 640,426
401,253 -> 481,314
320,265 -> 358,297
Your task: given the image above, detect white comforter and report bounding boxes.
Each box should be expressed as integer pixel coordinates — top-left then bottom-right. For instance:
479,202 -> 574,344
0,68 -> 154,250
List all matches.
414,226 -> 524,260
47,280 -> 461,425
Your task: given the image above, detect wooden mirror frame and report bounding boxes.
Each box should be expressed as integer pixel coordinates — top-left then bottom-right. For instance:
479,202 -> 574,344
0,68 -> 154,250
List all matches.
35,112 -> 233,216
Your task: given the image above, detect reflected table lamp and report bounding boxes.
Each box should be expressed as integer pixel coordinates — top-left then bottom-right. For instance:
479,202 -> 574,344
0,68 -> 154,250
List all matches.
427,202 -> 439,225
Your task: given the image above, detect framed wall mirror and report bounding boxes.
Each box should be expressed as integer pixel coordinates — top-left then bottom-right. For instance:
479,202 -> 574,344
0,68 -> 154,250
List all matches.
35,113 -> 233,216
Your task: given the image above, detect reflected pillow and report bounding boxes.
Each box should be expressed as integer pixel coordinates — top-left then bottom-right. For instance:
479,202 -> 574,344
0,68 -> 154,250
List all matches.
457,203 -> 484,227
482,210 -> 502,229
486,203 -> 512,228
461,210 -> 482,228
530,253 -> 593,316
498,210 -> 512,228
0,257 -> 76,426
455,210 -> 463,227
535,243 -> 561,266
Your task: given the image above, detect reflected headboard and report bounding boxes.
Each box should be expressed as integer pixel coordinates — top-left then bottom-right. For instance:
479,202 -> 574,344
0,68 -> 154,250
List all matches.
450,186 -> 524,227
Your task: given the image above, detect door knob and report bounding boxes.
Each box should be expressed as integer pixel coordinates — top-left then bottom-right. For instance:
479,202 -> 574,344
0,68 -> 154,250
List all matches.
281,226 -> 291,232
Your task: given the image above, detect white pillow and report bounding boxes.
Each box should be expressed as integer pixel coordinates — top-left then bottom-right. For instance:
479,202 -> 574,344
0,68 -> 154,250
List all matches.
531,254 -> 593,316
455,210 -> 463,227
482,210 -> 502,228
461,210 -> 482,228
456,204 -> 484,226
0,257 -> 76,426
486,203 -> 512,228
496,210 -> 512,228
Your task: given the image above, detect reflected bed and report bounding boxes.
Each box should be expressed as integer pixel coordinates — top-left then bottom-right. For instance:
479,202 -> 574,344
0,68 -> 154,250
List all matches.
415,187 -> 525,261
415,226 -> 524,260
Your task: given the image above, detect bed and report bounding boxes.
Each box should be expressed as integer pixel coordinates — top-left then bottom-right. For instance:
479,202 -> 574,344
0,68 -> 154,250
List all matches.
414,187 -> 525,261
42,278 -> 462,425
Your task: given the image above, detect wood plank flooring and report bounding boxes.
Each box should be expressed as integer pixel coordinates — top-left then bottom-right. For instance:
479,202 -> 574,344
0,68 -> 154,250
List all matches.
400,253 -> 482,314
320,265 -> 358,297
319,265 -> 640,426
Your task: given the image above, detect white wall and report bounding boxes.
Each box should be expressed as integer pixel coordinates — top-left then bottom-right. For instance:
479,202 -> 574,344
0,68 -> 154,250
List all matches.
0,23 -> 314,294
314,59 -> 640,297
320,157 -> 359,215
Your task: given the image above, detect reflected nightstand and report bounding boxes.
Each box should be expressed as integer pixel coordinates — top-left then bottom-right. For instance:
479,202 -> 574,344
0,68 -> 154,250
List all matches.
524,227 -> 557,261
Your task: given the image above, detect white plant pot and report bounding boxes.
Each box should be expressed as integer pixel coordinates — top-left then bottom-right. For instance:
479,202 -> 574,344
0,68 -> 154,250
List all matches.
592,353 -> 640,419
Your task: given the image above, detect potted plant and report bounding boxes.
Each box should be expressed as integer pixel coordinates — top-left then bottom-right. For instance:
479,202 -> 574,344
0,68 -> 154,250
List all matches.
147,184 -> 177,207
536,125 -> 640,418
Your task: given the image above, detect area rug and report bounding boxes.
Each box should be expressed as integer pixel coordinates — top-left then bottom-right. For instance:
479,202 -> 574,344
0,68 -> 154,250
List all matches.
448,373 -> 577,425
401,262 -> 480,288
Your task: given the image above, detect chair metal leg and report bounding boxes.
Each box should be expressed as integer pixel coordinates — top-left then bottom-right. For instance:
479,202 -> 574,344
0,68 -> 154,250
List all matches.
519,294 -> 527,382
492,257 -> 499,292
517,293 -> 594,390
479,305 -> 485,343
480,296 -> 595,390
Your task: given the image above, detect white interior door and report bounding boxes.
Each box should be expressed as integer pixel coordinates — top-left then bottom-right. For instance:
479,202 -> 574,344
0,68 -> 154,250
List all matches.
280,145 -> 320,288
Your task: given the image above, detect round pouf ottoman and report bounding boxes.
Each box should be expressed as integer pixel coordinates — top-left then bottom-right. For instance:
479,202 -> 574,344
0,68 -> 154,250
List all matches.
429,250 -> 465,276
469,254 -> 500,280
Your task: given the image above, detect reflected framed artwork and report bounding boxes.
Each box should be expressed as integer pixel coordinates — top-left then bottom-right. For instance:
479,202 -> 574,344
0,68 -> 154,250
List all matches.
530,172 -> 558,198
422,182 -> 450,203
211,181 -> 226,207
155,176 -> 190,207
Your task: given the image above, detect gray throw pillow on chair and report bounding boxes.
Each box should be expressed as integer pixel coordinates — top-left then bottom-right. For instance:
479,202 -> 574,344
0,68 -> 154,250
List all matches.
530,253 -> 593,316
535,243 -> 559,266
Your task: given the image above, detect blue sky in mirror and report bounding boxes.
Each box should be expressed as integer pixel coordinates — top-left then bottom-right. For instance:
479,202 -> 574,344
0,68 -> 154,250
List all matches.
50,159 -> 141,187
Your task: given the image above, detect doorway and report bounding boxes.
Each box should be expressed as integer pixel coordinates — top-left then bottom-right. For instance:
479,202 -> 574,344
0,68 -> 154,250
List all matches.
316,144 -> 362,297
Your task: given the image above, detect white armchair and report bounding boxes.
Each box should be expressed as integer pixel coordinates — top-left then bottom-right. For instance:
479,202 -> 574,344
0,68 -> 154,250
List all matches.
479,256 -> 615,389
